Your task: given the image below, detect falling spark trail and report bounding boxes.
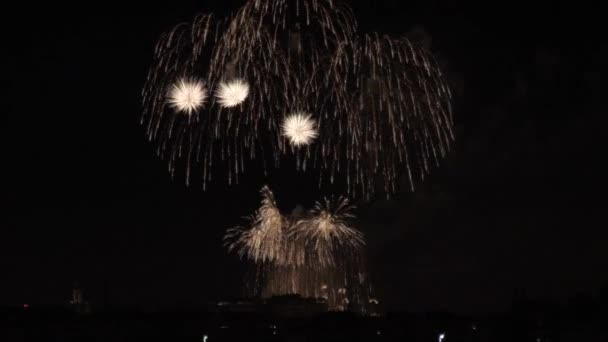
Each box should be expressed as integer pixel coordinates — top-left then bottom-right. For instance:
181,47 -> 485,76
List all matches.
224,186 -> 366,311
141,0 -> 453,199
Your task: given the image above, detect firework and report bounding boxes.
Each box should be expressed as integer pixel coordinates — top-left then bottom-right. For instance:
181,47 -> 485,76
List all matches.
215,79 -> 250,108
142,0 -> 453,198
224,186 -> 285,264
224,186 -> 367,311
291,196 -> 364,267
281,112 -> 319,147
167,78 -> 208,115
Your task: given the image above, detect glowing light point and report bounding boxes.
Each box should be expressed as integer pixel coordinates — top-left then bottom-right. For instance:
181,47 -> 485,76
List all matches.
281,112 -> 318,147
167,78 -> 208,115
215,79 -> 250,108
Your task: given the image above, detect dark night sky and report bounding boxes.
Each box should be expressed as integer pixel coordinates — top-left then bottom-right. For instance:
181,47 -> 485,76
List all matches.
2,1 -> 606,313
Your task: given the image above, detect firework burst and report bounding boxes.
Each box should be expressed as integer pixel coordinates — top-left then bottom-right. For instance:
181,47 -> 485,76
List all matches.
167,78 -> 208,115
281,112 -> 318,147
142,0 -> 453,199
224,186 -> 285,264
224,186 -> 367,311
291,196 -> 364,267
215,79 -> 250,108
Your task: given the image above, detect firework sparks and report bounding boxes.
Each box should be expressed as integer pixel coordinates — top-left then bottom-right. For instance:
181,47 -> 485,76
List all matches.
225,186 -> 367,311
281,112 -> 318,147
142,0 -> 454,198
167,78 -> 208,115
139,0 -> 446,315
215,79 -> 250,108
224,186 -> 286,264
291,196 -> 364,267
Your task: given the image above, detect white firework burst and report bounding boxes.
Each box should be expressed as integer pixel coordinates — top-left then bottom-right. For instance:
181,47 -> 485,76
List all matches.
224,186 -> 286,264
215,79 -> 250,108
281,112 -> 318,147
291,196 -> 364,267
167,78 -> 208,114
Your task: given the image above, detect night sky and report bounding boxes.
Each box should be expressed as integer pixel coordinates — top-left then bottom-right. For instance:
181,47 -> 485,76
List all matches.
2,1 -> 606,313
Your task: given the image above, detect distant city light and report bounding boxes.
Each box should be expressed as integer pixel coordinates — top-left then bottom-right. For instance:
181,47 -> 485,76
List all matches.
203,334 -> 208,342
439,333 -> 446,342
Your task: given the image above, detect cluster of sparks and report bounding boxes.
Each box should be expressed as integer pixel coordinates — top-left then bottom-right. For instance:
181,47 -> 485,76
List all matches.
168,78 -> 250,113
142,0 -> 454,198
224,186 -> 367,310
167,79 -> 208,115
281,112 -> 318,147
215,79 -> 250,108
143,0 -> 454,311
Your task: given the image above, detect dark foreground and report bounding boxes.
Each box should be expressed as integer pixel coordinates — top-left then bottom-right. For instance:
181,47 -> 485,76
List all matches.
2,305 -> 607,342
